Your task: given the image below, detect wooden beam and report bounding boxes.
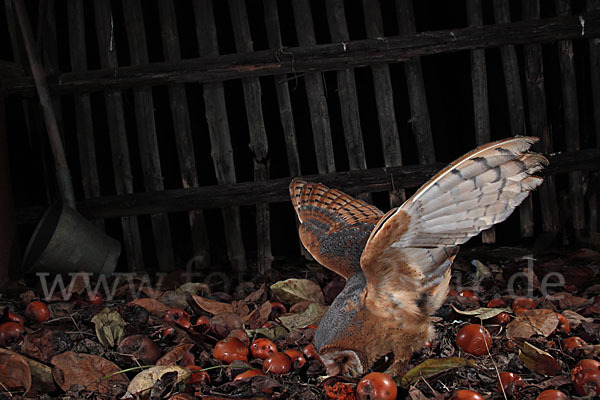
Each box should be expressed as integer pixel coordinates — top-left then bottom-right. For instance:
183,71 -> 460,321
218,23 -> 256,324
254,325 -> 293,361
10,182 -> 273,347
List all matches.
15,148 -> 599,223
5,12 -> 600,96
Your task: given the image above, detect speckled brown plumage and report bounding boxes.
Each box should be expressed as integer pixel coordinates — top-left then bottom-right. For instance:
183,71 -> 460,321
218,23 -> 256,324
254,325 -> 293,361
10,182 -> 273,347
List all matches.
290,137 -> 547,378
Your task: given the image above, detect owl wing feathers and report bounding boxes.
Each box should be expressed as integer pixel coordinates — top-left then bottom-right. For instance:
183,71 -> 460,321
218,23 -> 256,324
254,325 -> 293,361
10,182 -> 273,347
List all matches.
360,136 -> 547,319
290,179 -> 384,279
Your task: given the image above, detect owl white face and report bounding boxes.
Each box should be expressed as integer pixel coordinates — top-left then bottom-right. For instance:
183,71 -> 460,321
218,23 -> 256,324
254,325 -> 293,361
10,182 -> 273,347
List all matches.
320,349 -> 364,378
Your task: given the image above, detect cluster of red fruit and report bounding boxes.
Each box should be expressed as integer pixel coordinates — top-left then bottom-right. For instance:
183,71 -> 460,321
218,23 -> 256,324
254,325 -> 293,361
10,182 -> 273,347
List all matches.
0,300 -> 50,346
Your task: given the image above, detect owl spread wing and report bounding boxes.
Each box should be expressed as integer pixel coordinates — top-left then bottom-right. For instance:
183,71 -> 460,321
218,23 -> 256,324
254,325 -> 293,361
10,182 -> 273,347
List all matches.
360,137 -> 548,318
290,179 -> 384,279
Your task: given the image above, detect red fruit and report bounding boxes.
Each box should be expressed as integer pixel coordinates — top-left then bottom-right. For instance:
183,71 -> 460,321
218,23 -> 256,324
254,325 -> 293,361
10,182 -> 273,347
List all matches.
284,349 -> 306,367
234,369 -> 266,381
195,316 -> 210,327
497,372 -> 525,393
270,301 -> 287,314
213,337 -> 249,363
164,308 -> 190,323
535,389 -> 570,400
356,372 -> 397,400
187,366 -> 210,385
456,324 -> 493,356
452,389 -> 485,400
0,322 -> 24,346
488,312 -> 511,325
227,328 -> 250,347
487,298 -> 508,308
3,310 -> 24,325
556,313 -> 570,333
564,336 -> 587,351
117,335 -> 161,364
512,306 -> 529,315
88,292 -> 103,305
302,343 -> 320,361
263,352 -> 292,374
572,368 -> 600,396
575,359 -> 600,371
251,338 -> 278,360
305,324 -> 319,329
512,297 -> 536,310
24,301 -> 50,323
262,321 -> 277,328
459,290 -> 479,300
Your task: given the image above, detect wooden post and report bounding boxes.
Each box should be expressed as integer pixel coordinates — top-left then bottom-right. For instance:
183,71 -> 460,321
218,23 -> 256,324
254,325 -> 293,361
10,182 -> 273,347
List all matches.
67,0 -> 103,229
467,0 -> 495,244
122,0 -> 175,272
0,94 -> 15,289
325,0 -> 371,202
493,0 -> 535,238
291,0 -> 336,174
522,0 -> 561,237
156,0 -> 210,267
229,0 -> 273,274
13,0 -> 76,208
587,0 -> 600,233
396,0 -> 435,165
93,0 -> 145,271
555,0 -> 585,235
193,0 -> 246,278
362,0 -> 405,207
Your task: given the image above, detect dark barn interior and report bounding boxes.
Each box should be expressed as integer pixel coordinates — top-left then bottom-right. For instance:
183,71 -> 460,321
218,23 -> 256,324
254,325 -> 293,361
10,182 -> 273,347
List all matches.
1,0 -> 600,287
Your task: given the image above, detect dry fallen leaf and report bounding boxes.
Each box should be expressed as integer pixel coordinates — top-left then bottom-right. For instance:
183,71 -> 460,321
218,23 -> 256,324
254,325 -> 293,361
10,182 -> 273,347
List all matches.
451,305 -> 511,320
51,351 -> 128,393
270,278 -> 325,305
127,297 -> 171,317
190,294 -> 235,315
0,348 -> 55,393
518,342 -> 562,376
0,351 -> 32,393
156,343 -> 195,366
506,309 -> 560,340
561,309 -> 594,329
400,357 -> 477,387
279,302 -> 328,331
91,307 -> 126,348
125,365 -> 190,397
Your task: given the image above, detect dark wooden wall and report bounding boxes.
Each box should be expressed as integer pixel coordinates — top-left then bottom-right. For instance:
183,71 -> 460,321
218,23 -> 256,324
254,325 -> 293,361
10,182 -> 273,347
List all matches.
1,0 -> 599,279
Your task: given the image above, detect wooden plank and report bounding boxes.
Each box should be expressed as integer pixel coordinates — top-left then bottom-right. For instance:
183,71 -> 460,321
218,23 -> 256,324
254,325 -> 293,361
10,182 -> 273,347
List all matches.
588,0 -> 600,233
263,0 -> 301,178
228,0 -> 272,274
522,0 -> 561,234
11,148 -> 595,222
291,0 -> 336,174
93,0 -> 144,271
67,0 -> 103,229
396,0 -> 435,165
156,0 -> 210,267
6,12 -> 600,95
493,0 -> 535,238
122,0 -> 175,272
467,0 -> 495,244
0,94 -> 15,288
193,0 -> 246,277
555,0 -> 585,234
362,0 -> 405,207
325,0 -> 367,171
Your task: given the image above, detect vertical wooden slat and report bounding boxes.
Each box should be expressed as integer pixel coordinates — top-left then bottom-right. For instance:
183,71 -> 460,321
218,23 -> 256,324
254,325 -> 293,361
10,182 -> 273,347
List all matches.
291,0 -> 336,174
555,0 -> 585,234
493,0 -> 535,238
0,94 -> 15,288
362,0 -> 405,207
67,0 -> 103,229
228,0 -> 273,274
396,0 -> 435,165
93,0 -> 144,271
587,0 -> 600,233
263,0 -> 301,178
193,0 -> 246,277
324,0 -> 367,171
122,0 -> 175,272
467,0 -> 495,244
522,0 -> 560,236
156,0 -> 210,267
